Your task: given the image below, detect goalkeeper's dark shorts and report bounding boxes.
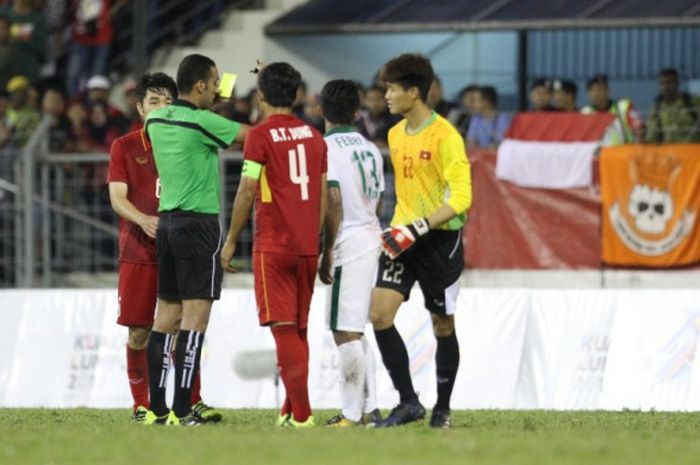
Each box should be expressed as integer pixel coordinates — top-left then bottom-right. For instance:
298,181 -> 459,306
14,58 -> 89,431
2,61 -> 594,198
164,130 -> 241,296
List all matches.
375,229 -> 463,315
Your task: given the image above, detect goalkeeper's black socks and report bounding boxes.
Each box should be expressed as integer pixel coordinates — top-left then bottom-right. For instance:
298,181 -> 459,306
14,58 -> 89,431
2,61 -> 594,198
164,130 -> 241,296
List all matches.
374,325 -> 417,403
147,330 -> 174,417
172,330 -> 205,418
435,331 -> 460,411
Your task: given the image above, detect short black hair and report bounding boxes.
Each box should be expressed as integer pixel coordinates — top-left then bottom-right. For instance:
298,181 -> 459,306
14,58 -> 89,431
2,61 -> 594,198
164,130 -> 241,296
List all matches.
530,77 -> 551,91
136,72 -> 178,104
659,67 -> 679,81
257,62 -> 301,108
366,85 -> 385,95
379,53 -> 434,102
553,79 -> 577,97
458,84 -> 479,99
321,80 -> 360,125
177,54 -> 216,94
586,73 -> 608,90
479,86 -> 498,106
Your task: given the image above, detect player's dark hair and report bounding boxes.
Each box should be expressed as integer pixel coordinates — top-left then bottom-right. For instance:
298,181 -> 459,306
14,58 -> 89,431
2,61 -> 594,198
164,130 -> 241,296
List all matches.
659,67 -> 679,81
177,54 -> 216,94
321,79 -> 360,125
136,72 -> 178,104
367,85 -> 385,95
479,86 -> 498,106
379,53 -> 434,102
257,62 -> 301,108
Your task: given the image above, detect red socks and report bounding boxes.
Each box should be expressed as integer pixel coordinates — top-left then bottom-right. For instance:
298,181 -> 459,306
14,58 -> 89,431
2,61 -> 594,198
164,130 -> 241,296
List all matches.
190,369 -> 202,405
126,346 -> 149,411
271,325 -> 311,422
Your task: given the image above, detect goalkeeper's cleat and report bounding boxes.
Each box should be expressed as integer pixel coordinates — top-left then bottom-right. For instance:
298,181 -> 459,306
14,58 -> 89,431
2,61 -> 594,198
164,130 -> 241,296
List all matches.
142,410 -> 170,425
289,415 -> 316,428
276,414 -> 291,427
361,409 -> 383,426
326,413 -> 358,428
132,405 -> 149,423
191,400 -> 222,423
429,408 -> 451,429
374,399 -> 426,428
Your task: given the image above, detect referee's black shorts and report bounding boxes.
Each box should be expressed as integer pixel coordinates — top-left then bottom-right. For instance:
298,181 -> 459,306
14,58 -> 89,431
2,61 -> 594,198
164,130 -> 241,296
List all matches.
156,210 -> 223,300
375,229 -> 464,315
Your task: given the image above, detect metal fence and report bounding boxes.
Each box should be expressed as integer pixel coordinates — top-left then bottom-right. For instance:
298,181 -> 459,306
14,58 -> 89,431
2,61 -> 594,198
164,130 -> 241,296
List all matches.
0,121 -> 397,288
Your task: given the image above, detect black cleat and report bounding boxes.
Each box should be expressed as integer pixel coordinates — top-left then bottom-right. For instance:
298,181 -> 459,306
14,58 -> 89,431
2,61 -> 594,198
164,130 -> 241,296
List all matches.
373,399 -> 425,428
429,408 -> 451,429
361,409 -> 382,426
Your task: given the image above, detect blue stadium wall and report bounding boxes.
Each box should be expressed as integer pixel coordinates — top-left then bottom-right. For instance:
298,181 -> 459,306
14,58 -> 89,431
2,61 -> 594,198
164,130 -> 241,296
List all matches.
270,27 -> 699,111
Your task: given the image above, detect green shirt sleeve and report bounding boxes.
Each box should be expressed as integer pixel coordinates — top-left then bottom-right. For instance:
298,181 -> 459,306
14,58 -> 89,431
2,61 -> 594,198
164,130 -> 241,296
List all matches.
197,110 -> 241,148
439,130 -> 472,215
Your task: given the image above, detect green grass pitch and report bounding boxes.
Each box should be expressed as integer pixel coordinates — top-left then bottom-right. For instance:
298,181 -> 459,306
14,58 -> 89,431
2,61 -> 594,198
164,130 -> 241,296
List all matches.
2,409 -> 700,465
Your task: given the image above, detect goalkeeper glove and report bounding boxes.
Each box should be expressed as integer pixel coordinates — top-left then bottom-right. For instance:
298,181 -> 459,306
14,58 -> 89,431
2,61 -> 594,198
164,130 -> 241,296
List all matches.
381,218 -> 430,259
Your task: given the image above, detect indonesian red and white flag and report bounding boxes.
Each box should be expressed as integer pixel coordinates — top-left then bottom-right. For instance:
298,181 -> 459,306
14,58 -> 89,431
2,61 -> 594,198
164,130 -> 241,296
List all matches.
496,113 -> 614,189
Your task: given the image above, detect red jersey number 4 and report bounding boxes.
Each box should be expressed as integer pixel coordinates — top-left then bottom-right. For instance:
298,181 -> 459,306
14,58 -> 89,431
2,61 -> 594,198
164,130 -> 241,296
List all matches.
289,143 -> 310,201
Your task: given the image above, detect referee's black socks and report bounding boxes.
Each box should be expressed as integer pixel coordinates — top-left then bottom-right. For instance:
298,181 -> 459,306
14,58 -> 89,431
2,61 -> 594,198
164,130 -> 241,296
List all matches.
435,331 -> 460,411
172,330 -> 204,418
374,325 -> 418,403
147,330 -> 175,417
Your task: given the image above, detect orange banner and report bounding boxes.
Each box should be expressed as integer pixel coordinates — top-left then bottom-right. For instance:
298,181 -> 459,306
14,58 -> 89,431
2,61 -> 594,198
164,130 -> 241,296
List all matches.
601,144 -> 700,267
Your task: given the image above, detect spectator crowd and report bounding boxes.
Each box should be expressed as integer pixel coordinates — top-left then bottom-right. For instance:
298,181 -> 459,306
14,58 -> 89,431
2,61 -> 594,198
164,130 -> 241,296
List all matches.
0,0 -> 698,153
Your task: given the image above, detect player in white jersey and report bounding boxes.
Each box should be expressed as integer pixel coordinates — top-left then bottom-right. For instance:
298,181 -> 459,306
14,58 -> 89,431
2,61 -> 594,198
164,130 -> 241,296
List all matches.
318,80 -> 384,427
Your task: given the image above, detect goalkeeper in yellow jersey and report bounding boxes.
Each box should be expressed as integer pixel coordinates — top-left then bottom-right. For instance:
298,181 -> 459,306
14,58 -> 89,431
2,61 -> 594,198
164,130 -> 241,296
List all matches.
371,54 -> 472,429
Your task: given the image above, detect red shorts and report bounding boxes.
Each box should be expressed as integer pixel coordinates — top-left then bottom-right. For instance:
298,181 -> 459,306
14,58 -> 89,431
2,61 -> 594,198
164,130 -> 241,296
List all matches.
253,251 -> 317,328
117,261 -> 158,327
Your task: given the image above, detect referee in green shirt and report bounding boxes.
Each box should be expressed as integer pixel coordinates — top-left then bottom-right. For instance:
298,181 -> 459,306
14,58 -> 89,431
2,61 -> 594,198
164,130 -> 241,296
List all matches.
143,54 -> 249,426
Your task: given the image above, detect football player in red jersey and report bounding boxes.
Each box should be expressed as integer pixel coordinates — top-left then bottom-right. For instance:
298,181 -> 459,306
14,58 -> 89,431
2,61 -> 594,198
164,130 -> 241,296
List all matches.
220,62 -> 328,427
107,73 -> 221,423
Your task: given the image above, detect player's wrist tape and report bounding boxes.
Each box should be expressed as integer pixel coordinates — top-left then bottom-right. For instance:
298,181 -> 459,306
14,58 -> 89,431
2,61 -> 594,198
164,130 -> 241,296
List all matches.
407,217 -> 430,238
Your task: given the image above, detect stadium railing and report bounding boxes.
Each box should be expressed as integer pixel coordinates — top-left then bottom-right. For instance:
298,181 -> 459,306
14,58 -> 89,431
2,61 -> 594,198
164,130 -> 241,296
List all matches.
0,121 -> 397,288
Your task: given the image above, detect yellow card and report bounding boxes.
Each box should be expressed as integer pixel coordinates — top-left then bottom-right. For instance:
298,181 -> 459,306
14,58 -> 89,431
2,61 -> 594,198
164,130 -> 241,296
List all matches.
218,72 -> 237,98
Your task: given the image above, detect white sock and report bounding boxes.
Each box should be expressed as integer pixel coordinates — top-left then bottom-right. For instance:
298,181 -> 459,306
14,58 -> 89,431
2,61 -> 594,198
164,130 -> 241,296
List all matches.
361,336 -> 378,413
338,340 -> 365,422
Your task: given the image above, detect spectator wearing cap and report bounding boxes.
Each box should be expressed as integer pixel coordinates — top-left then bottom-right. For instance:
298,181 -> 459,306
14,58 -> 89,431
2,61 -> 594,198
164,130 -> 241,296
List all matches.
646,67 -> 700,143
529,78 -> 556,112
5,75 -> 40,146
83,74 -> 130,130
552,79 -> 578,112
466,85 -> 511,149
581,73 -> 643,145
0,0 -> 47,84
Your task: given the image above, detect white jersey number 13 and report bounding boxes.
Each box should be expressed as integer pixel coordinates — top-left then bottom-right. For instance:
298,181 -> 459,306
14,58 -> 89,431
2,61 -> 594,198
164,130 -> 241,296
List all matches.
289,143 -> 310,201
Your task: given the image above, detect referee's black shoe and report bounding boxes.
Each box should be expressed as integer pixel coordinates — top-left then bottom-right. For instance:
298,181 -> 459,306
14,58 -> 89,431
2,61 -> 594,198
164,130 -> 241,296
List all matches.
373,399 -> 425,428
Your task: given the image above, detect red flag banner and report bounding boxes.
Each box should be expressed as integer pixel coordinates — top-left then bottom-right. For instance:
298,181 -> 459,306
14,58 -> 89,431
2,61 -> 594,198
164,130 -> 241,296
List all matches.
601,144 -> 700,267
496,113 -> 614,189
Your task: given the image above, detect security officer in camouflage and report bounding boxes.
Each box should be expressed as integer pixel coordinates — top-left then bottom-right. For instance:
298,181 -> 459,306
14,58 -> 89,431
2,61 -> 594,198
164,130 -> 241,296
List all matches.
646,68 -> 700,143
